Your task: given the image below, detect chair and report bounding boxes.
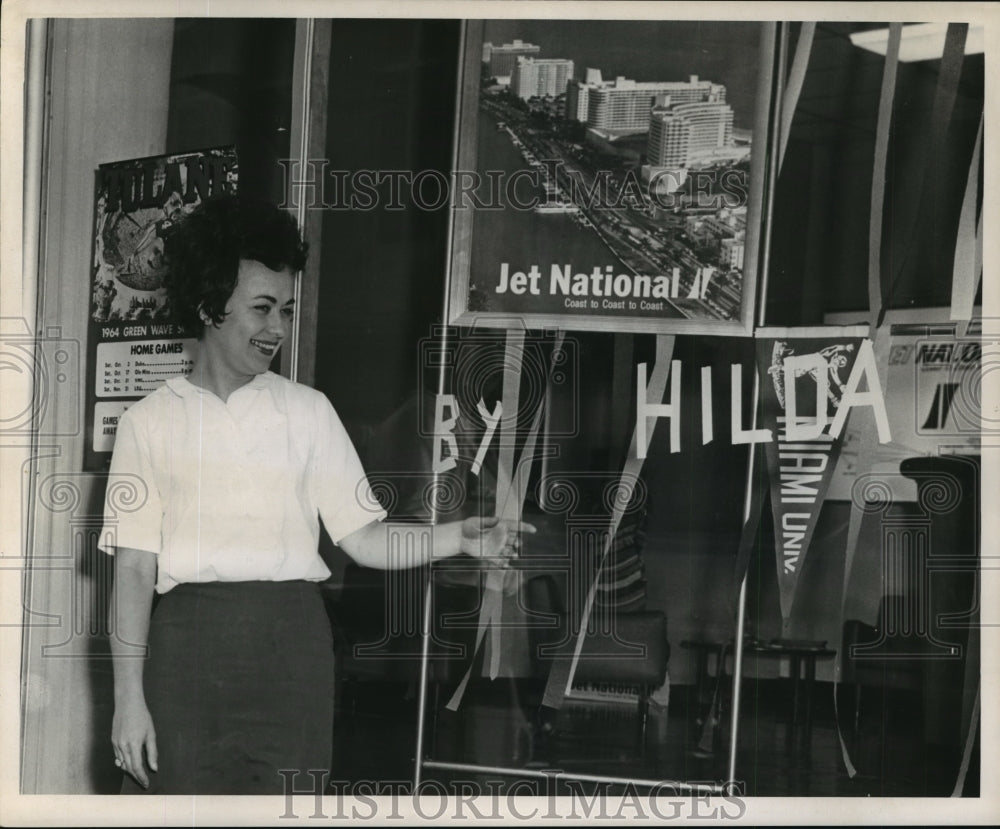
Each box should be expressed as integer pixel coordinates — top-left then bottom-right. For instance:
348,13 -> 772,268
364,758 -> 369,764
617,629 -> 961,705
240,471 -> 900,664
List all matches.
560,611 -> 670,756
843,456 -> 978,753
842,593 -> 931,742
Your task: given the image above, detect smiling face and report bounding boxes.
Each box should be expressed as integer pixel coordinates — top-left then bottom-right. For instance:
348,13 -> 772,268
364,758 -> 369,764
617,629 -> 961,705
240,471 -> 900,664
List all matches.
198,259 -> 296,388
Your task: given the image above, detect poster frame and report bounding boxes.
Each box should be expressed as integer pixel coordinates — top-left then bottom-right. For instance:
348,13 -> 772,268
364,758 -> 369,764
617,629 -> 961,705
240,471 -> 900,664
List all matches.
445,19 -> 776,336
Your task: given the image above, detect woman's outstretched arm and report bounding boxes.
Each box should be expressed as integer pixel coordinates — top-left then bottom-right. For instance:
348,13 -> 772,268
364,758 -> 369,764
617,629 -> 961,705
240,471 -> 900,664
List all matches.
337,516 -> 535,570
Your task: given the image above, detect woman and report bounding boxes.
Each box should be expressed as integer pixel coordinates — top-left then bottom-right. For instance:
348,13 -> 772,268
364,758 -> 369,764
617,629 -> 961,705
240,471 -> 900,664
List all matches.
101,195 -> 529,794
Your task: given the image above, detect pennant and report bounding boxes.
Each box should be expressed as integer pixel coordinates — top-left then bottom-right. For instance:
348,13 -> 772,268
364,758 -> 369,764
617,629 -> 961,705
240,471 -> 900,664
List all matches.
755,329 -> 866,627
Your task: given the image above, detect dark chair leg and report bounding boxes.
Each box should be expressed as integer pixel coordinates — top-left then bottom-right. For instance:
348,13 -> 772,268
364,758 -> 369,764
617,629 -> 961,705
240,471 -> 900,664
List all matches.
637,693 -> 650,758
853,683 -> 861,743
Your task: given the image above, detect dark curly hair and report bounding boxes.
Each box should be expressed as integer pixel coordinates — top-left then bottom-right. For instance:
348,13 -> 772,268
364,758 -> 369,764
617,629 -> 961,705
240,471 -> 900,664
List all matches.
163,194 -> 308,337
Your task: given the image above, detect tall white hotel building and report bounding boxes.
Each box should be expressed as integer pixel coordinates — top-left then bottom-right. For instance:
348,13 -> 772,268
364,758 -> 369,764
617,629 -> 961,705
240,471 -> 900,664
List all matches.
646,96 -> 735,167
566,71 -> 726,133
510,57 -> 575,99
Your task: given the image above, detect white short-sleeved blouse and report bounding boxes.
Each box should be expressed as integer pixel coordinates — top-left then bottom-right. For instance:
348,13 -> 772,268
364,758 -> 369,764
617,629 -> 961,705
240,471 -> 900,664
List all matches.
99,371 -> 386,593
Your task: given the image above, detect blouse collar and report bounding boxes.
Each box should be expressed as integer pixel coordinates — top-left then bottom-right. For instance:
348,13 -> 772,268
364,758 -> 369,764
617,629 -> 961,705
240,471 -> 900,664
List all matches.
166,371 -> 274,399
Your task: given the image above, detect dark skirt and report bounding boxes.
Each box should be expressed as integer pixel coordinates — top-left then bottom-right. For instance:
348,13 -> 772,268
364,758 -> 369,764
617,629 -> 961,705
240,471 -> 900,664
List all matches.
122,580 -> 335,795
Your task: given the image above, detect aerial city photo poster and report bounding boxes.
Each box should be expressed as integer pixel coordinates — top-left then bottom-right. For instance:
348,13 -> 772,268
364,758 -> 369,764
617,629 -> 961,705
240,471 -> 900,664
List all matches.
447,19 -> 775,335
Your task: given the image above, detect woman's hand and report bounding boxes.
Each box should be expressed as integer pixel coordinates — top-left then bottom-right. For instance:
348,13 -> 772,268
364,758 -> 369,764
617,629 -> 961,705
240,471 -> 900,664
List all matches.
460,516 -> 536,564
111,694 -> 158,789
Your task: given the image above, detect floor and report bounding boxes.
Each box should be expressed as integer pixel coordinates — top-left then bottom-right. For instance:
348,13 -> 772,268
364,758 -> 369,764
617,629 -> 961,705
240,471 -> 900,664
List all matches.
331,677 -> 978,797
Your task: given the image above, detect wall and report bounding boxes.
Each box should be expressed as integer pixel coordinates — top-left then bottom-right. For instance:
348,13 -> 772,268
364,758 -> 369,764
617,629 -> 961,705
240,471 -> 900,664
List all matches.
20,18 -> 174,794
